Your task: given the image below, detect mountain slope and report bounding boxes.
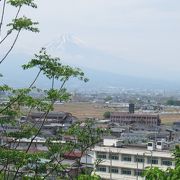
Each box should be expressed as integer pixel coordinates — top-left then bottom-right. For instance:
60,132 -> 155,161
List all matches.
0,34 -> 179,91
45,34 -> 140,76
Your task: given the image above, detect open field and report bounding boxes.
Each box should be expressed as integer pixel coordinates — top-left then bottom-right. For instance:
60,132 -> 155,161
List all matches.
160,114 -> 180,124
54,102 -> 180,124
54,102 -> 116,120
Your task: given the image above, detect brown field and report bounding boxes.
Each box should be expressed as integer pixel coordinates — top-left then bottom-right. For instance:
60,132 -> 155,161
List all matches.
160,114 -> 180,124
54,102 -> 180,124
54,102 -> 116,120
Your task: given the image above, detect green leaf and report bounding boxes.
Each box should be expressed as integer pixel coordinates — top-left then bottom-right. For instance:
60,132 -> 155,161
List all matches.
7,0 -> 37,8
7,16 -> 39,32
22,48 -> 88,83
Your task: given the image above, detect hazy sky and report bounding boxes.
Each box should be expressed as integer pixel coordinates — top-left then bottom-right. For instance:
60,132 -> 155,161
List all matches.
2,0 -> 180,81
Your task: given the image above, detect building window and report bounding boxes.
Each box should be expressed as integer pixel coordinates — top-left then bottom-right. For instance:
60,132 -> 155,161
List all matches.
147,157 -> 158,164
110,153 -> 119,160
121,168 -> 131,175
134,170 -> 143,176
97,166 -> 106,172
162,159 -> 172,166
97,152 -> 107,159
110,167 -> 119,174
122,154 -> 132,162
135,156 -> 144,163
147,142 -> 153,147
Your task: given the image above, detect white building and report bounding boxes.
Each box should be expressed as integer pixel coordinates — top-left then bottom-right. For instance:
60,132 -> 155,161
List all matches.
92,138 -> 175,180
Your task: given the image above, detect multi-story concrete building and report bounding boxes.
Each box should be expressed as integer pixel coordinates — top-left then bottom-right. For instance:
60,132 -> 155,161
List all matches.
110,112 -> 161,129
92,138 -> 174,180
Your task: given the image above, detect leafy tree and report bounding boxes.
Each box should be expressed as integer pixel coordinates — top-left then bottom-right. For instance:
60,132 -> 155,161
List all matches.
0,0 -> 39,64
166,99 -> 180,106
143,145 -> 180,180
103,111 -> 110,119
104,96 -> 112,102
78,174 -> 101,180
0,1 -> 105,179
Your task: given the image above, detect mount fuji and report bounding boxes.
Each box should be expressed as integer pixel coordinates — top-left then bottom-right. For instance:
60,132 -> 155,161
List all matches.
0,34 -> 179,91
45,34 -> 87,53
43,34 -> 179,91
44,34 -> 133,74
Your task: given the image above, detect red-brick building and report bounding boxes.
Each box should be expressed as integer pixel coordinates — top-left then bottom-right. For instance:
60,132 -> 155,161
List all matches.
110,112 -> 161,128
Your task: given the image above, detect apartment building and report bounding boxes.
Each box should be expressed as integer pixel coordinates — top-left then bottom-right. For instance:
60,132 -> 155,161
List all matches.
92,138 -> 174,180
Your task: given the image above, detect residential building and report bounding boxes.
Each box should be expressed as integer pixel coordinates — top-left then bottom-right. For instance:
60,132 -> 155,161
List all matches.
21,112 -> 76,125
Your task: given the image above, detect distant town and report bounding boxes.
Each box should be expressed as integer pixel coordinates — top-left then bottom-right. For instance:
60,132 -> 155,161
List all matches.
1,89 -> 180,179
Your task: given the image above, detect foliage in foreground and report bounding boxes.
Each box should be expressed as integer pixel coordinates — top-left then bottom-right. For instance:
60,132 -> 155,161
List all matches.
78,174 -> 101,180
143,145 -> 180,180
0,0 -> 106,179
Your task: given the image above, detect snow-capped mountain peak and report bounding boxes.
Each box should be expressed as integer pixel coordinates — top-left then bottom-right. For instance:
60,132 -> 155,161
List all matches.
45,33 -> 87,52
60,33 -> 85,45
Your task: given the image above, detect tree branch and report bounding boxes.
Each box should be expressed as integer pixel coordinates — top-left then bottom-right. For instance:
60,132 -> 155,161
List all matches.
0,69 -> 41,114
0,30 -> 21,64
0,5 -> 21,45
0,0 -> 6,38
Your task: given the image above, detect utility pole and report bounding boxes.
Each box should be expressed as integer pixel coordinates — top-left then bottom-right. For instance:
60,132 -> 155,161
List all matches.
151,150 -> 153,168
143,153 -> 145,180
155,121 -> 158,144
136,153 -> 139,180
109,149 -> 112,180
142,153 -> 145,170
85,150 -> 88,174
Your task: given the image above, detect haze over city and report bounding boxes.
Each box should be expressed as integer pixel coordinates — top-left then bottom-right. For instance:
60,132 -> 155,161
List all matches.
1,1 -> 180,179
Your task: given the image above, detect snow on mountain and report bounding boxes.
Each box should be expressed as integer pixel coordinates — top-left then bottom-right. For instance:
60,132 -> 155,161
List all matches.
42,34 -> 180,91
44,34 -> 133,75
45,33 -> 87,54
1,34 -> 179,90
